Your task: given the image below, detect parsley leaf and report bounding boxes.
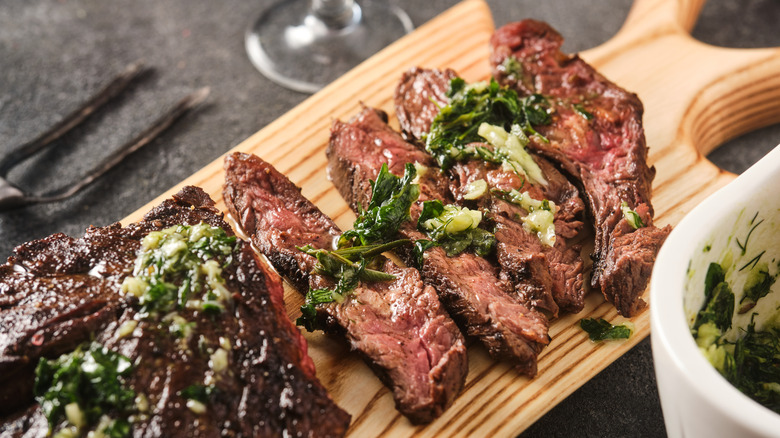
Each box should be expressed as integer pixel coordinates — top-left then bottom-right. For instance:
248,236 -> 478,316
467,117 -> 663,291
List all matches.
694,263 -> 735,332
580,318 -> 633,342
339,163 -> 420,247
425,78 -> 551,170
178,384 -> 217,404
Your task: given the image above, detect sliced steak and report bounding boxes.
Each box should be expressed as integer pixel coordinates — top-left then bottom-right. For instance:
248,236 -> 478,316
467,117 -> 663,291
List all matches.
394,67 -> 587,314
490,19 -> 671,316
222,152 -> 467,424
1,186 -> 350,437
449,158 -> 586,315
395,67 -> 458,143
327,106 -> 549,376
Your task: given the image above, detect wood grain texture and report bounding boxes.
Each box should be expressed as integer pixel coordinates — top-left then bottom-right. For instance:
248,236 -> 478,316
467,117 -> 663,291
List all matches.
122,0 -> 780,435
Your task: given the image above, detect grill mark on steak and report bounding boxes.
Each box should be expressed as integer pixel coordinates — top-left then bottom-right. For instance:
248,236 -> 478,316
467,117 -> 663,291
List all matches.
1,186 -> 350,437
394,67 -> 587,314
489,19 -> 671,316
326,106 -> 550,376
222,152 -> 467,424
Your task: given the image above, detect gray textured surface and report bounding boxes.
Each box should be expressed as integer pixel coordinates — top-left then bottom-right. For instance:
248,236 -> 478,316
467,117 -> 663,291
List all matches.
1,0 -> 778,436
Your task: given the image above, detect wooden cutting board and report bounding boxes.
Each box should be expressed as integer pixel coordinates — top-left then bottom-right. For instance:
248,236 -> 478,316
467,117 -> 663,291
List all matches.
123,0 -> 780,435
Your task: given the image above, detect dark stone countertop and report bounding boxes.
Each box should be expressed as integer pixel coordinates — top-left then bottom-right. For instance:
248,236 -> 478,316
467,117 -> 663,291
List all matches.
1,1 -> 778,436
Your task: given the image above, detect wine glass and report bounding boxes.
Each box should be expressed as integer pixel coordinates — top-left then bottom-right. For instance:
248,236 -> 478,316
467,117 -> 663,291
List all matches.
245,0 -> 413,93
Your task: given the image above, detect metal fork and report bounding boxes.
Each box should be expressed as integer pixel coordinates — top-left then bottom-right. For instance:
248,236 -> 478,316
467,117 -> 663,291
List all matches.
0,61 -> 210,211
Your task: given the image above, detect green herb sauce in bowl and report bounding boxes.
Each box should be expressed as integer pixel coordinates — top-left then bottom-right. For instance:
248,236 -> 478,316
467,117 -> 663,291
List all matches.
651,145 -> 780,438
687,208 -> 780,413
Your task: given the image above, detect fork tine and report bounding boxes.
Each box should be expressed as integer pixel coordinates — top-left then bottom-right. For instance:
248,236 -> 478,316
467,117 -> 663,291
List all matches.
0,61 -> 149,177
29,87 -> 211,205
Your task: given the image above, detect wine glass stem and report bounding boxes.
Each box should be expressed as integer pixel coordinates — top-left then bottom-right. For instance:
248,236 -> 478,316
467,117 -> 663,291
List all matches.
312,0 -> 357,29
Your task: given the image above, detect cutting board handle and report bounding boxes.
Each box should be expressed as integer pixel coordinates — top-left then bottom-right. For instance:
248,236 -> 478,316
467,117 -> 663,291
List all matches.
582,0 -> 780,208
620,0 -> 706,35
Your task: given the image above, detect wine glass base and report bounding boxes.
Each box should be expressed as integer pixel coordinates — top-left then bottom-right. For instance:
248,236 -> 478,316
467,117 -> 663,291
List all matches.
245,0 -> 413,93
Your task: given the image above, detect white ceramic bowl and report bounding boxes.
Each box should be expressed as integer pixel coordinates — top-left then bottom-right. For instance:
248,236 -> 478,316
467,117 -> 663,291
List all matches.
651,144 -> 780,438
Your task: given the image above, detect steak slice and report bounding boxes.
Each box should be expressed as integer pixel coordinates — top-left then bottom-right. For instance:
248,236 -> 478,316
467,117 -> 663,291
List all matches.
394,67 -> 587,314
222,152 -> 467,424
489,20 -> 671,316
449,159 -> 586,315
327,106 -> 549,376
395,67 -> 459,144
1,186 -> 350,437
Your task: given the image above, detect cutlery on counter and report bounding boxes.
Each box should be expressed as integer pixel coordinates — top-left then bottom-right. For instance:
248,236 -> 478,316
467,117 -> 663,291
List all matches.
0,61 -> 209,211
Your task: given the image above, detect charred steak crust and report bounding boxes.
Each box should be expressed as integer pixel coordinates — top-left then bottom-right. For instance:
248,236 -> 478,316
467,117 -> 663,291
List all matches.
393,67 -> 587,315
326,106 -> 550,376
222,152 -> 468,424
0,186 -> 350,437
489,20 -> 671,316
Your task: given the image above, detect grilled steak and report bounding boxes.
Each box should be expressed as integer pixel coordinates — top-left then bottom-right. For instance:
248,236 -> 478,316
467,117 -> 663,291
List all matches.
490,20 -> 671,316
394,67 -> 587,314
327,106 -> 549,376
222,152 -> 467,424
395,67 -> 459,145
0,186 -> 350,437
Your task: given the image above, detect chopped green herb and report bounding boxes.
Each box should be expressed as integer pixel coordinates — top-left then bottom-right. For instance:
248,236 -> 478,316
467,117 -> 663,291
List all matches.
477,123 -> 548,185
412,239 -> 439,267
296,303 -> 320,332
580,318 -> 633,341
167,316 -> 196,339
298,164 -> 419,331
494,188 -> 557,247
573,103 -> 594,120
621,201 -> 645,229
704,261 -> 725,298
694,263 -> 735,333
692,248 -> 780,414
736,213 -> 764,256
500,55 -> 524,81
121,223 -> 237,316
417,200 -> 496,258
698,282 -> 735,332
697,314 -> 780,414
295,240 -> 409,331
740,250 -> 767,272
425,78 -> 551,170
178,384 -> 217,404
34,342 -> 135,435
300,241 -> 404,285
339,163 -> 420,247
722,320 -> 780,412
101,419 -> 132,438
739,264 -> 777,313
